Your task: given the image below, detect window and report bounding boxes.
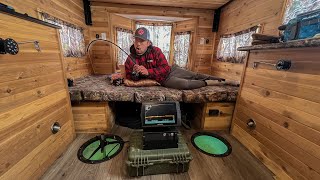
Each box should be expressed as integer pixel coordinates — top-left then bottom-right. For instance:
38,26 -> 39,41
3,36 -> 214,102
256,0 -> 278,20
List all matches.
217,27 -> 258,64
40,12 -> 85,58
283,0 -> 320,24
173,32 -> 191,68
116,27 -> 133,66
136,23 -> 172,60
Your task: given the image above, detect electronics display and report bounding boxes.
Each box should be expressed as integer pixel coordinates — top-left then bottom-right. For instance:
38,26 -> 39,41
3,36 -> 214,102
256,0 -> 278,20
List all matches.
141,102 -> 181,150
141,102 -> 181,128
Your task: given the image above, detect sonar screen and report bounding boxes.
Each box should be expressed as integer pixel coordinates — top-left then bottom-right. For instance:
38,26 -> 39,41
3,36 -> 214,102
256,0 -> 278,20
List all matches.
141,102 -> 181,128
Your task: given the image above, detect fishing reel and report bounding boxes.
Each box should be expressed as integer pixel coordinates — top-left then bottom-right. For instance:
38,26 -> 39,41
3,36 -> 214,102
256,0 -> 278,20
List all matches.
0,38 -> 19,55
132,71 -> 140,79
110,73 -> 124,86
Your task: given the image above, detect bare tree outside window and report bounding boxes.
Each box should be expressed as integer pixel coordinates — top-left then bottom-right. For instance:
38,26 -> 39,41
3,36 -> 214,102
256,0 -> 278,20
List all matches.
40,12 -> 85,58
136,23 -> 172,60
217,26 -> 257,64
283,0 -> 320,24
173,32 -> 191,68
116,28 -> 133,66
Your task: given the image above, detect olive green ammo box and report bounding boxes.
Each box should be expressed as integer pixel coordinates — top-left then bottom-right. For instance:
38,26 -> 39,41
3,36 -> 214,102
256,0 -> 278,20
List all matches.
126,130 -> 192,177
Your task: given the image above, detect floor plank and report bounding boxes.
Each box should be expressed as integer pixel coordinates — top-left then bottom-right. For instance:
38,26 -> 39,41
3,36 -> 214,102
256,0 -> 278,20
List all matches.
41,125 -> 274,180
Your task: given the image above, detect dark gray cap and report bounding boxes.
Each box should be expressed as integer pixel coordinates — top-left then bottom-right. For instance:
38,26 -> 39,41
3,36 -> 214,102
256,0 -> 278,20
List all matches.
133,27 -> 150,41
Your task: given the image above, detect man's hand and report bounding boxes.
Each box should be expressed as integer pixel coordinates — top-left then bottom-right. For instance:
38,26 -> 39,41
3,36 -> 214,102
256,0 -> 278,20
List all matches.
134,65 -> 149,76
133,64 -> 140,72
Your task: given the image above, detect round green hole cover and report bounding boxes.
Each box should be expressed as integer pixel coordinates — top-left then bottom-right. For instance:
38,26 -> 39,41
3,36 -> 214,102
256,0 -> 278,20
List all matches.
194,135 -> 228,155
78,134 -> 124,164
191,132 -> 232,157
82,138 -> 120,160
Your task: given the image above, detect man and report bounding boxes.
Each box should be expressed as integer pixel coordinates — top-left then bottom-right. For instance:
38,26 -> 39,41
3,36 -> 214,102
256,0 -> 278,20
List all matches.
125,27 -> 227,90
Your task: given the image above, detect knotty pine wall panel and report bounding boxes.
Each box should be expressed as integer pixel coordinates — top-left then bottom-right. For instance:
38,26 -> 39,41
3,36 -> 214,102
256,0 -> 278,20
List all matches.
0,13 -> 75,179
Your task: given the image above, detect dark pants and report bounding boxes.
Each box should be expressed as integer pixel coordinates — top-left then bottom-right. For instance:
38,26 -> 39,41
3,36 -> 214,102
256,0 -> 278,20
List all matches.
163,65 -> 223,90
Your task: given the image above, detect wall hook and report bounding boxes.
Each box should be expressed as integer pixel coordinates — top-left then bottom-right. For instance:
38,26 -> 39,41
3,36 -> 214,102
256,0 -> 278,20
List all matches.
18,40 -> 41,52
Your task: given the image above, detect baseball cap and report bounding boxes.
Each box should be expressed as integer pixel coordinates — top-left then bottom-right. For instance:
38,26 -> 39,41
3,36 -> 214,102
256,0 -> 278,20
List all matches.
133,27 -> 150,41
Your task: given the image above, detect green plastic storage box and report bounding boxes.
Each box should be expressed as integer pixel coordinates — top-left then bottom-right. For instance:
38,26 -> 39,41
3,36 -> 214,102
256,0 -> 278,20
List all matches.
126,130 -> 192,177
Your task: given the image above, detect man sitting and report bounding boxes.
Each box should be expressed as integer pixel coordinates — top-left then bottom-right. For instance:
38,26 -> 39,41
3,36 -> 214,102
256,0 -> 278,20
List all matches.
125,27 -> 227,90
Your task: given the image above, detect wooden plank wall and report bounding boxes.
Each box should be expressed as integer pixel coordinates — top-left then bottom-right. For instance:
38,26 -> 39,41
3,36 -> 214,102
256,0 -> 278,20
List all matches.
0,0 -> 93,79
211,0 -> 286,81
195,15 -> 215,74
0,13 -> 74,179
232,47 -> 320,179
89,8 -> 112,74
91,0 -> 230,9
90,2 -> 215,74
72,102 -> 114,133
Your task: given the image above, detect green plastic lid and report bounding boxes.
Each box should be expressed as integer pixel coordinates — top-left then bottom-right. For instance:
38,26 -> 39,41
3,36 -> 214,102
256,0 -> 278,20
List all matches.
191,132 -> 232,157
78,135 -> 124,164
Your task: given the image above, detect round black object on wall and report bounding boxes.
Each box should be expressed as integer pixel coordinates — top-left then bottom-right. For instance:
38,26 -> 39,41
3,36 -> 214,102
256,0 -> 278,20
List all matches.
77,134 -> 124,164
191,132 -> 232,157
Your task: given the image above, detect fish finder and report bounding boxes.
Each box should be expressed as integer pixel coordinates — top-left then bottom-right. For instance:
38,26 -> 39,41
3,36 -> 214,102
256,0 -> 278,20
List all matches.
141,102 -> 181,128
141,102 -> 181,150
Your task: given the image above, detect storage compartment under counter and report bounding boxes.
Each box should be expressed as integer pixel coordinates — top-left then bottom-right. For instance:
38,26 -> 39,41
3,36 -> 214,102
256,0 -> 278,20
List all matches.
231,47 -> 320,180
72,102 -> 114,133
192,102 -> 235,131
203,102 -> 235,130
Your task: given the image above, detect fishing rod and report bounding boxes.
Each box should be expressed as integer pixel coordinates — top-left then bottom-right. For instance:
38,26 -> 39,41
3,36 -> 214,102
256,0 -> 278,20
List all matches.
86,39 -> 139,78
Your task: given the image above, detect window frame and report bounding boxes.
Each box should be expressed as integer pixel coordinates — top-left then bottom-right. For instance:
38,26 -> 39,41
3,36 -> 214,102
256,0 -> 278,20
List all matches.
38,11 -> 86,58
114,27 -> 133,68
135,21 -> 173,61
282,0 -> 320,24
216,26 -> 260,64
172,31 -> 192,69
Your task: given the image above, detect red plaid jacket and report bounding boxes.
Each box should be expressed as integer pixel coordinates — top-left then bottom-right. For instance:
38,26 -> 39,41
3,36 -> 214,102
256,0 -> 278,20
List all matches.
125,45 -> 171,84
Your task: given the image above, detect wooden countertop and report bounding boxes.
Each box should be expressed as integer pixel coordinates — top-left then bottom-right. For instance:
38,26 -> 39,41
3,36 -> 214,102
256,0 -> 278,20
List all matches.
238,37 -> 320,51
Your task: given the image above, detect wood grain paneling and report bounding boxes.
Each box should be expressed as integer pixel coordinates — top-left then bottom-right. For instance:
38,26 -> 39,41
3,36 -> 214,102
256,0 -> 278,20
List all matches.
88,8 -> 113,74
194,15 -> 216,74
1,0 -> 92,79
89,12 -> 134,73
72,102 -> 114,133
91,0 -> 230,9
211,61 -> 243,81
91,2 -> 215,74
219,0 -> 286,35
0,13 -> 74,179
91,2 -> 215,17
211,0 -> 286,81
231,47 -> 320,179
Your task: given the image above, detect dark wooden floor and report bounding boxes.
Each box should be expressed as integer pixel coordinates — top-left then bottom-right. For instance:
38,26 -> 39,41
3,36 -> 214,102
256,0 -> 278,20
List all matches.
41,125 -> 274,180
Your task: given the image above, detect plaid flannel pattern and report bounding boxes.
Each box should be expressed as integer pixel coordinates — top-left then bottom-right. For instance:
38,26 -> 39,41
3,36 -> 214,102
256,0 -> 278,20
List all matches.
125,46 -> 171,84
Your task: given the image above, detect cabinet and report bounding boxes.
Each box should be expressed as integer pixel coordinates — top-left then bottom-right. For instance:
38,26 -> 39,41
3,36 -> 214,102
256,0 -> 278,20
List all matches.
231,47 -> 320,180
193,102 -> 235,130
72,102 -> 114,133
203,102 -> 235,130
